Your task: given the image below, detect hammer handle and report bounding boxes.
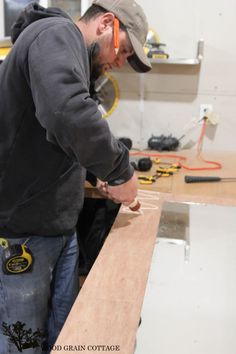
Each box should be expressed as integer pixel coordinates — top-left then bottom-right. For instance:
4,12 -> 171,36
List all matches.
185,176 -> 221,183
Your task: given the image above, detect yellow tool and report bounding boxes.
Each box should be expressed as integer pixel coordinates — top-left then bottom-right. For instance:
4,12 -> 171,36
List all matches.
153,159 -> 181,169
138,175 -> 157,184
93,72 -> 120,119
0,47 -> 11,61
1,238 -> 34,275
2,244 -> 33,275
157,172 -> 172,177
172,163 -> 181,168
156,168 -> 174,175
138,172 -> 172,184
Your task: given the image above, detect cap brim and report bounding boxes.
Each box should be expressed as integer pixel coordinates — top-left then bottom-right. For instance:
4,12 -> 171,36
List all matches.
127,31 -> 152,73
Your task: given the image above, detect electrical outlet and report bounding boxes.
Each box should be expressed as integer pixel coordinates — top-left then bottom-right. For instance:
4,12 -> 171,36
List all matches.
200,104 -> 213,120
199,104 -> 219,125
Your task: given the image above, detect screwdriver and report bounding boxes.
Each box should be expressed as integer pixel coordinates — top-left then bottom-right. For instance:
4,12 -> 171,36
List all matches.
185,176 -> 236,183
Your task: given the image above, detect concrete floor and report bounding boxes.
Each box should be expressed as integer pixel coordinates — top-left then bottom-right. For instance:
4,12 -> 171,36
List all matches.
135,202 -> 236,354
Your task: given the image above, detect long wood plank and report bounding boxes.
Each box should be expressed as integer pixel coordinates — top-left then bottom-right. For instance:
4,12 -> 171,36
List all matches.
52,191 -> 164,354
52,150 -> 236,354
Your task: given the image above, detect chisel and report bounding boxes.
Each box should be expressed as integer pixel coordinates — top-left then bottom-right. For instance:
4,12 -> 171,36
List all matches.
185,176 -> 236,183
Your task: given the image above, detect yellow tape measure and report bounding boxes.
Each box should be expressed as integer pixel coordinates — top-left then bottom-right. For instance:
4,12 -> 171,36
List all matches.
1,239 -> 33,275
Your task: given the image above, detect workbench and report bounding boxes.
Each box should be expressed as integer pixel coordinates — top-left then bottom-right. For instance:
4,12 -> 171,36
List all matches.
52,150 -> 236,354
135,150 -> 236,206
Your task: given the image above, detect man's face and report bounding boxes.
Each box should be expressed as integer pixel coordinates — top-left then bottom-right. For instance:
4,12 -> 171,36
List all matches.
91,29 -> 134,79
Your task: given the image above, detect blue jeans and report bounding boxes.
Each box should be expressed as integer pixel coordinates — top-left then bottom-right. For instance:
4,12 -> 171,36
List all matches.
0,233 -> 79,354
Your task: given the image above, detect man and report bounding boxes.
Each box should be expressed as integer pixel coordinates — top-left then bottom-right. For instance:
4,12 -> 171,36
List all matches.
0,0 -> 151,352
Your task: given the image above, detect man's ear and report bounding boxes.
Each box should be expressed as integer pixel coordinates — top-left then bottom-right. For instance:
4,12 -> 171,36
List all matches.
97,12 -> 115,34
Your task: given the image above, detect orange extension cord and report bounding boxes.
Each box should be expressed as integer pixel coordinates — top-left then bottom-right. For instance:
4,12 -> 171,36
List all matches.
130,118 -> 222,171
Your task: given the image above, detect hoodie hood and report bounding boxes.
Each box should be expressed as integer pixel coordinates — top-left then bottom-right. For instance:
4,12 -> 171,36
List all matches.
11,2 -> 72,44
11,2 -> 102,83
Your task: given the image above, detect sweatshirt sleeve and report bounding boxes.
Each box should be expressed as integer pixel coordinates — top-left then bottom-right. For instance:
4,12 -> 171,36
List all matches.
27,20 -> 133,185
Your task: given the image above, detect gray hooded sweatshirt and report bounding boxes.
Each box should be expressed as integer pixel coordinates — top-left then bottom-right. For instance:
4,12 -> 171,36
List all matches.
0,3 -> 133,237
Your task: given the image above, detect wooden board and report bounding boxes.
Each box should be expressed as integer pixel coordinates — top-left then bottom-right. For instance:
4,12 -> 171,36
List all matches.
52,150 -> 236,354
52,191 -> 164,354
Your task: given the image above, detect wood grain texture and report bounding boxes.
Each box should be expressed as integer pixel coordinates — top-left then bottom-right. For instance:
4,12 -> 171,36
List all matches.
52,192 -> 164,354
52,150 -> 236,354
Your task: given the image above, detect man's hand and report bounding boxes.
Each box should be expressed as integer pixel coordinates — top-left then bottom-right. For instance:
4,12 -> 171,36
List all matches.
106,174 -> 138,205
